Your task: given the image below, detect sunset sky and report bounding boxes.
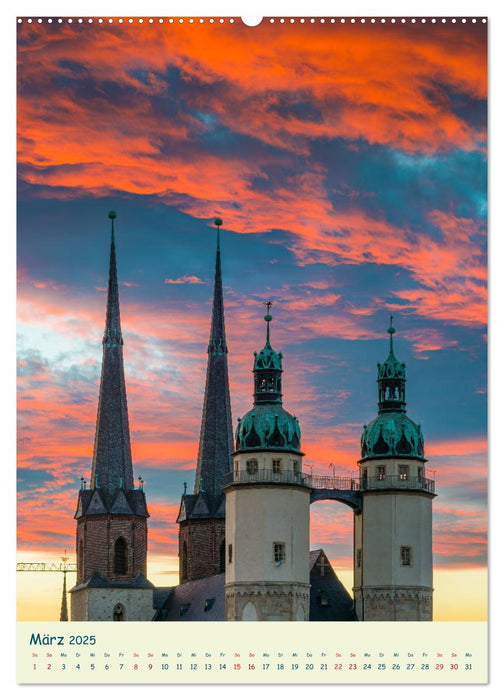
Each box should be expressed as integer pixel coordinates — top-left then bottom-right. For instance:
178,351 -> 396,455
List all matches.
16,17 -> 487,621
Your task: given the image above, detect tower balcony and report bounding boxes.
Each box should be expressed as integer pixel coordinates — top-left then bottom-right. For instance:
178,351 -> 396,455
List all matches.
223,468 -> 312,488
224,470 -> 435,495
360,474 -> 436,494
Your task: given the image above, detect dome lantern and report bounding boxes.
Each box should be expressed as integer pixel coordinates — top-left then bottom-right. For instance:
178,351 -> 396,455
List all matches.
361,317 -> 424,460
235,303 -> 301,454
377,316 -> 407,414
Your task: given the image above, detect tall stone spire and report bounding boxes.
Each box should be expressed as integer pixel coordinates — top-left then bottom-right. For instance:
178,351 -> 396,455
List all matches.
177,218 -> 233,583
90,211 -> 134,497
194,217 -> 233,495
72,213 -> 152,621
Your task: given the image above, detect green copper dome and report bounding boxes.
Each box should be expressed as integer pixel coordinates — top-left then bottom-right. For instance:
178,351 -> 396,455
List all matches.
361,413 -> 424,459
361,318 -> 424,460
235,304 -> 302,454
235,404 -> 301,452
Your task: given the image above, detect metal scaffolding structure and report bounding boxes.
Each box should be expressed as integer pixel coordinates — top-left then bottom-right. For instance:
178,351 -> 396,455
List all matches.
17,553 -> 76,621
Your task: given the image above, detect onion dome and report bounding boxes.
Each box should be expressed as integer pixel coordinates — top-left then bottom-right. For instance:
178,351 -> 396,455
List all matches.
360,317 -> 424,460
235,304 -> 302,454
361,413 -> 424,459
235,404 -> 301,452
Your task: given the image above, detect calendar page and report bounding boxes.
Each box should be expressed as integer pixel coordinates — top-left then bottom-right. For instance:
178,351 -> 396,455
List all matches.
16,9 -> 488,686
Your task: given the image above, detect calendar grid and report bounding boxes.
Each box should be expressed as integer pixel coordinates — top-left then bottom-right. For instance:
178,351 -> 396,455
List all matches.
17,621 -> 487,684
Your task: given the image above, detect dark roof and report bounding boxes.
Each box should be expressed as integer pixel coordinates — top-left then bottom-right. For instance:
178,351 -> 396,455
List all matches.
152,550 -> 356,622
153,574 -> 225,621
152,587 -> 175,611
193,240 -> 234,498
75,486 -> 148,518
70,571 -> 154,593
176,492 -> 225,523
309,549 -> 357,621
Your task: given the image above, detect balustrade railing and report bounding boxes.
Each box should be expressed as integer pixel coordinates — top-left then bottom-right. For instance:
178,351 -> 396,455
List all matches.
361,475 -> 435,493
223,470 -> 435,494
223,468 -> 311,487
309,475 -> 361,491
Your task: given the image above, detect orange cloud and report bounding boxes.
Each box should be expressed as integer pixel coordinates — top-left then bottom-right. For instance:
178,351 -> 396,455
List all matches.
165,275 -> 204,284
17,21 -> 486,331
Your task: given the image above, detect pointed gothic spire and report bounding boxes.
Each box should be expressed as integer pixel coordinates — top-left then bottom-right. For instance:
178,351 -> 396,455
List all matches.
103,211 -> 122,348
90,212 -> 134,497
194,219 -> 233,495
60,570 -> 68,621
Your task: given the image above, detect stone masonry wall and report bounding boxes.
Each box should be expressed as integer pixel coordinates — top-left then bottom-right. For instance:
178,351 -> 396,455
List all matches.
71,587 -> 153,621
225,582 -> 310,621
353,586 -> 433,621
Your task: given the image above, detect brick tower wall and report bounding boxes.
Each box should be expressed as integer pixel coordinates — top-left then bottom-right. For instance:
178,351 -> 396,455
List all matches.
76,514 -> 148,583
178,518 -> 225,583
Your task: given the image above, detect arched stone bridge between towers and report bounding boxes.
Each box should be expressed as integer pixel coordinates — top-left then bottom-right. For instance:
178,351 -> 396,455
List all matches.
224,469 -> 362,511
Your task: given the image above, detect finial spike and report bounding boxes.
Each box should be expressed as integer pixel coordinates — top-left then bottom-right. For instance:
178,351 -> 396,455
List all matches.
214,217 -> 222,252
264,300 -> 273,343
108,210 -> 116,242
387,314 -> 396,354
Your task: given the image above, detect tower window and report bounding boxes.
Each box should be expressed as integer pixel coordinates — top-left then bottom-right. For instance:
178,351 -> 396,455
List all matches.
246,459 -> 258,474
377,466 -> 386,480
293,460 -> 299,473
113,603 -> 125,621
400,546 -> 412,566
273,542 -> 285,564
228,543 -> 233,564
272,459 -> 282,473
356,549 -> 362,568
114,537 -> 128,575
399,465 -> 408,480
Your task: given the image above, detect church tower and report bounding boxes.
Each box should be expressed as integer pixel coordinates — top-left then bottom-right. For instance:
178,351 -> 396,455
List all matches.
176,219 -> 234,582
71,212 -> 153,621
353,318 -> 436,621
224,305 -> 311,621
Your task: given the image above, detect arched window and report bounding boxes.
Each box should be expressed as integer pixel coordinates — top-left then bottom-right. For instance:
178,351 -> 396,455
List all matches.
114,537 -> 128,575
242,601 -> 258,621
113,603 -> 125,621
181,541 -> 188,581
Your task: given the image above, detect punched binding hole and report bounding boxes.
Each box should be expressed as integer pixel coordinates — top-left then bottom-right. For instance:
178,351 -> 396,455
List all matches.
241,16 -> 263,26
